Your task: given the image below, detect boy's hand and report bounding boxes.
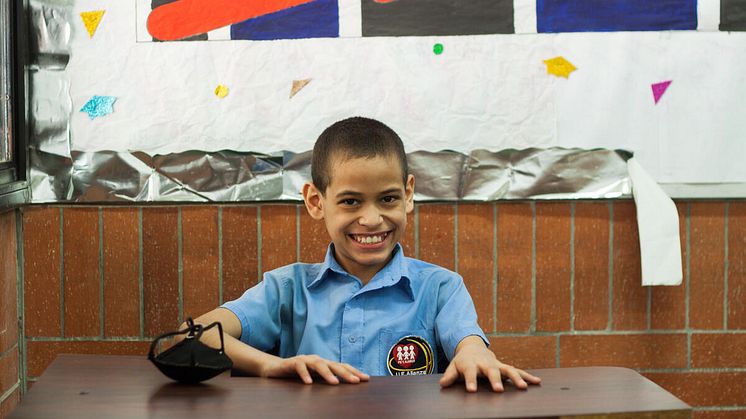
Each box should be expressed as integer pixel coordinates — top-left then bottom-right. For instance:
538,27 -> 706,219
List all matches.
261,354 -> 370,385
439,336 -> 541,393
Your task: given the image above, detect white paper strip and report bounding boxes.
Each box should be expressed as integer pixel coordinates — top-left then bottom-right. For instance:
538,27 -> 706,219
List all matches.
338,0 -> 362,38
208,26 -> 231,41
135,0 -> 151,42
513,0 -> 537,34
627,157 -> 683,286
698,0 -> 721,31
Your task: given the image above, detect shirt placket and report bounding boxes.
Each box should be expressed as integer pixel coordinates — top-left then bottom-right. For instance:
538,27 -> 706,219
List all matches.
340,293 -> 364,370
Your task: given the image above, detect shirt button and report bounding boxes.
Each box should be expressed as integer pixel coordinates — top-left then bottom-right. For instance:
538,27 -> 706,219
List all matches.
348,336 -> 356,343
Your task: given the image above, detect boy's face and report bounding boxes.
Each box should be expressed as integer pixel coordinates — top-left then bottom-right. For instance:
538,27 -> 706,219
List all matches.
303,154 -> 415,283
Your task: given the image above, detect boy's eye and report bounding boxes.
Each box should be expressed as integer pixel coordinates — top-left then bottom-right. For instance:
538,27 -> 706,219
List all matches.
341,198 -> 358,206
381,196 -> 398,203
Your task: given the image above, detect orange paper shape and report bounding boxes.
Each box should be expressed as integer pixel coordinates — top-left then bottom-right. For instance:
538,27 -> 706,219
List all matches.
290,79 -> 312,99
147,0 -> 313,41
543,56 -> 577,78
80,10 -> 105,38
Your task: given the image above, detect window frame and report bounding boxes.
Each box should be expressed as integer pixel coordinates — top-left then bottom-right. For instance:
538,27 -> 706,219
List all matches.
0,0 -> 28,209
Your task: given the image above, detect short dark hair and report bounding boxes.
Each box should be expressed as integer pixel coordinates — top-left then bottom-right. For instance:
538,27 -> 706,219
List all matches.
311,117 -> 408,194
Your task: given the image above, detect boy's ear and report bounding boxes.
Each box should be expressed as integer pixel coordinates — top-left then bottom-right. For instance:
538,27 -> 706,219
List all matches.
302,183 -> 325,220
405,174 -> 415,214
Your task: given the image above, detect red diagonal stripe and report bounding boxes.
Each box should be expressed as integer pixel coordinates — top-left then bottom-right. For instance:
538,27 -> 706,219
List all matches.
147,0 -> 315,41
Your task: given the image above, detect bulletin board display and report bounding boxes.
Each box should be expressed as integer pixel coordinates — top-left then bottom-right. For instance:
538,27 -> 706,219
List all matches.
66,0 -> 746,184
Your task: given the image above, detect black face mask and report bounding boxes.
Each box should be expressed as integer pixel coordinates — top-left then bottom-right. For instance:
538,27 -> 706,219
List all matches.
148,318 -> 233,384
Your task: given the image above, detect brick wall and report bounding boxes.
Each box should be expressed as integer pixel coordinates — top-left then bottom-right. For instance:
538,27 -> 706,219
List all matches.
0,210 -> 20,417
13,201 -> 746,418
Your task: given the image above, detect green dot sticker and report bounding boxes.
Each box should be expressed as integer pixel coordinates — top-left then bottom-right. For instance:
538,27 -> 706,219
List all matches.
433,43 -> 444,55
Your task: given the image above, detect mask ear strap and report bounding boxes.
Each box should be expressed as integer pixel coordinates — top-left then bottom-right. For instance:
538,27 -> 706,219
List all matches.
201,321 -> 227,354
147,319 -> 194,360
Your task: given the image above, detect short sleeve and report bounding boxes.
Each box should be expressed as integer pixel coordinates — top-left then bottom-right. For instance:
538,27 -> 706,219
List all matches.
433,273 -> 489,360
220,273 -> 287,352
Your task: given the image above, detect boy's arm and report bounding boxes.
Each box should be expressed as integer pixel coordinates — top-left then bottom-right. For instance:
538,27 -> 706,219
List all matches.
178,308 -> 369,385
439,335 -> 541,392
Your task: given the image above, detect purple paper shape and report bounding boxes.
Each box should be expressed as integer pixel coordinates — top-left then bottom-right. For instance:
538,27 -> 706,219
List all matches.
652,80 -> 672,104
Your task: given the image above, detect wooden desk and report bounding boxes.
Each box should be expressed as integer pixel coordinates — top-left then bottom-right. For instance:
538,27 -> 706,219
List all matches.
10,354 -> 690,419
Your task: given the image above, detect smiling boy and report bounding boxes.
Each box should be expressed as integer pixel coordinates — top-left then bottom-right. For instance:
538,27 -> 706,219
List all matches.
187,117 -> 540,392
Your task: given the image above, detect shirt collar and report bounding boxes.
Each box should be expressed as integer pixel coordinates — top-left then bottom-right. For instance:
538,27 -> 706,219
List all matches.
308,243 -> 414,300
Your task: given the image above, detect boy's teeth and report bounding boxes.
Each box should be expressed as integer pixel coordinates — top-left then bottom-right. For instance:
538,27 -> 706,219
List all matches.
354,233 -> 385,244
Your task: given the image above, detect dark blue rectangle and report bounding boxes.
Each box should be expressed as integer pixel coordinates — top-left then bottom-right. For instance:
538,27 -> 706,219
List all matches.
537,0 -> 698,33
231,0 -> 338,41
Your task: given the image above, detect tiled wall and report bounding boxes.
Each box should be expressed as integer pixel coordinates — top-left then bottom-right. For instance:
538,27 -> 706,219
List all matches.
10,201 -> 746,418
0,210 -> 20,417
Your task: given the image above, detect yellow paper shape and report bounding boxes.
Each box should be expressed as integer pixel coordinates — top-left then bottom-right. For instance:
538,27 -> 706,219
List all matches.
214,84 -> 230,99
543,56 -> 577,79
80,10 -> 105,38
290,79 -> 312,99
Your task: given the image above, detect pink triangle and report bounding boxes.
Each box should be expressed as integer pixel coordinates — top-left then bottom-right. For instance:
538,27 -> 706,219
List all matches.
652,80 -> 672,104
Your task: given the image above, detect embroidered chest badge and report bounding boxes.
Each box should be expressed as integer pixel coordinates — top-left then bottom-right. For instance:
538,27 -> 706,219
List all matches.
387,335 -> 434,375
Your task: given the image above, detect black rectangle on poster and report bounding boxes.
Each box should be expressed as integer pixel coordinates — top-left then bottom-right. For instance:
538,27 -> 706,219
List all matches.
720,0 -> 746,30
361,0 -> 514,36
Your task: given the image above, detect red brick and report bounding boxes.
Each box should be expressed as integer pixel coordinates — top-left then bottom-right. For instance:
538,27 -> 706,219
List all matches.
691,333 -> 746,368
23,207 -> 61,337
419,205 -> 455,271
694,411 -> 746,419
0,387 -> 20,418
728,202 -> 746,329
0,348 -> 18,395
457,204 -> 494,333
574,203 -> 610,330
261,205 -> 298,272
651,202 -> 687,330
535,203 -> 571,332
496,203 -> 532,333
560,334 -> 687,369
63,208 -> 101,337
182,207 -> 219,319
612,201 -> 647,330
142,208 -> 179,337
401,209 -> 415,258
102,208 -> 140,337
26,340 -> 151,378
488,336 -> 556,369
644,372 -> 746,407
222,206 -> 258,302
299,206 -> 329,263
0,211 -> 18,353
690,202 -> 726,330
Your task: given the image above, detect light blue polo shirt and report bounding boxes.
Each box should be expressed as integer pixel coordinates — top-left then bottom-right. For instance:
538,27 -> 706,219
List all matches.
222,244 -> 487,376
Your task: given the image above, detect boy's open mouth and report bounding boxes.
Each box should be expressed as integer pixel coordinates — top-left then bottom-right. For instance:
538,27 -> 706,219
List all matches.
349,231 -> 390,245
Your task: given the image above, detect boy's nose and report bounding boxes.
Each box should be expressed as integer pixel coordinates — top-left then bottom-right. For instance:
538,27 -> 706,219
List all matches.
358,206 -> 383,226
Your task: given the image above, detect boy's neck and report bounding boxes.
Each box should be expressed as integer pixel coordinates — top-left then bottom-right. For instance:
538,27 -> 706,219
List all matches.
331,247 -> 397,285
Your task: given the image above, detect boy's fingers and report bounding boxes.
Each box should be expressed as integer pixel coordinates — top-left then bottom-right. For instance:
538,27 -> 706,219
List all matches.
344,364 -> 370,381
462,365 -> 478,393
330,363 -> 360,383
520,370 -> 542,384
295,361 -> 313,384
311,361 -> 339,385
481,366 -> 504,392
439,363 -> 458,387
503,367 -> 528,389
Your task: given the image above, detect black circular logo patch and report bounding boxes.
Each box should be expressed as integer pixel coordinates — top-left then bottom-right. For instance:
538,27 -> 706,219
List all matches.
387,335 -> 434,376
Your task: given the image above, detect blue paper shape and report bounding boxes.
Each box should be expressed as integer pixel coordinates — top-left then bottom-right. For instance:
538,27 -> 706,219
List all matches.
537,0 -> 697,33
231,0 -> 338,40
80,96 -> 117,119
